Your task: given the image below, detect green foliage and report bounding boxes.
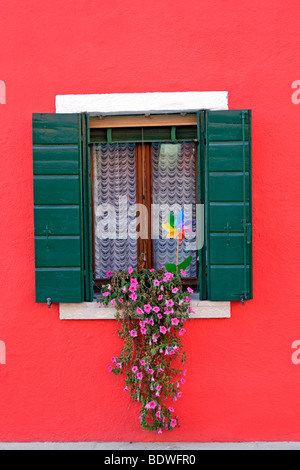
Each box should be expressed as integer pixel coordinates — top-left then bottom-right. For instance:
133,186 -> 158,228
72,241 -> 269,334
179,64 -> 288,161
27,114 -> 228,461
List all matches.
100,255 -> 193,433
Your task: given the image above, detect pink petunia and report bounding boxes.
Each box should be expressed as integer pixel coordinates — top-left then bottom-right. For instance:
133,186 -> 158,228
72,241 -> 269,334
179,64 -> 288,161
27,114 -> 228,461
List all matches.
153,280 -> 160,287
108,365 -> 113,372
130,330 -> 138,337
158,368 -> 164,373
116,362 -> 122,369
146,400 -> 157,409
106,270 -> 112,277
118,298 -> 124,304
137,372 -> 143,380
137,307 -> 144,315
129,285 -> 137,293
170,418 -> 177,428
168,406 -> 174,412
129,293 -> 137,301
149,268 -> 155,272
111,299 -> 116,306
140,327 -> 147,335
172,287 -> 179,294
171,318 -> 180,326
144,304 -> 152,314
177,391 -> 182,398
155,410 -> 161,419
180,378 -> 185,384
166,299 -> 174,308
122,286 -> 127,293
158,294 -> 163,301
157,313 -> 162,319
128,266 -> 133,274
187,287 -> 194,294
111,357 -> 117,363
131,366 -> 138,373
140,360 -> 146,366
156,385 -> 162,391
147,368 -> 154,375
152,306 -> 160,313
179,328 -> 186,336
160,326 -> 168,335
180,269 -> 187,277
102,291 -> 110,297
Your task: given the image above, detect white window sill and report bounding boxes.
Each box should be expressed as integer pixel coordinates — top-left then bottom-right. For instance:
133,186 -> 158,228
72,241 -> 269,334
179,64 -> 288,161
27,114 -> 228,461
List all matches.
59,301 -> 230,320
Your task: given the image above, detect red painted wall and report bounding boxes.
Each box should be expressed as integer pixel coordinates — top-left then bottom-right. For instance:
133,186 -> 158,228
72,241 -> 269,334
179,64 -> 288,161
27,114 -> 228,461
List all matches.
0,0 -> 300,442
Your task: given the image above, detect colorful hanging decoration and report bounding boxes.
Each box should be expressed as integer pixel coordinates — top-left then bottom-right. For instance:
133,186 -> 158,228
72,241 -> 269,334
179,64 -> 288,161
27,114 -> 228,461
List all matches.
162,210 -> 193,274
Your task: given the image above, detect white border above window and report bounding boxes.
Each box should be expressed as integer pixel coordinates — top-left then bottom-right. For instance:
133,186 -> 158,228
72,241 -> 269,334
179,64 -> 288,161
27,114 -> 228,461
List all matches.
55,91 -> 228,115
56,91 -> 230,319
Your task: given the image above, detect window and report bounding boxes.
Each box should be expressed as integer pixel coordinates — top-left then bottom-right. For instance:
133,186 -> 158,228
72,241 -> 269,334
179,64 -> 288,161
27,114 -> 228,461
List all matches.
33,109 -> 252,306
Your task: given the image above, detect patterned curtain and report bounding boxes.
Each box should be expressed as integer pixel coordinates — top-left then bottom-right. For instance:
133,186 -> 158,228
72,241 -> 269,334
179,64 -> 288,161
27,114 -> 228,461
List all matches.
93,143 -> 137,278
152,143 -> 197,277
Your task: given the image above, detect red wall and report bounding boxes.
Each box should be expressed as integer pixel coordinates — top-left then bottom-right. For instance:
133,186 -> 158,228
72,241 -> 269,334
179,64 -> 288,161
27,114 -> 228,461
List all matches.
0,0 -> 300,442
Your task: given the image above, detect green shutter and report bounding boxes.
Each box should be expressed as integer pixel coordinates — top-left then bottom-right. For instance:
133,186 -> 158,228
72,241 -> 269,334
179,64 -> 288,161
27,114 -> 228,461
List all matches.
33,113 -> 92,304
203,110 -> 253,302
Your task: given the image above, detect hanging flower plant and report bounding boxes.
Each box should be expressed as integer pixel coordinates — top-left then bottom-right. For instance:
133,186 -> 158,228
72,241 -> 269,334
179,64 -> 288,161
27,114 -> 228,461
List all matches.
99,255 -> 195,433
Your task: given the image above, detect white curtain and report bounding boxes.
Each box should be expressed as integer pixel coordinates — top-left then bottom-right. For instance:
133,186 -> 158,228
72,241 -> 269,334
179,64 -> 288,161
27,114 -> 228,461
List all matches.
152,143 -> 197,277
93,143 -> 137,278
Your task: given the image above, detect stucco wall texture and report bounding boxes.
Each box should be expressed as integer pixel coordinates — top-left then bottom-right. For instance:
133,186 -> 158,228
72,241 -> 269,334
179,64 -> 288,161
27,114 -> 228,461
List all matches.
0,0 -> 300,442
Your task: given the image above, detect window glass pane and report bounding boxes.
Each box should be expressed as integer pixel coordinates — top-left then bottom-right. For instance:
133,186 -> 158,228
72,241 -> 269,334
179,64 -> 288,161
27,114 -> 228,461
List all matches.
93,143 -> 137,278
152,142 -> 197,277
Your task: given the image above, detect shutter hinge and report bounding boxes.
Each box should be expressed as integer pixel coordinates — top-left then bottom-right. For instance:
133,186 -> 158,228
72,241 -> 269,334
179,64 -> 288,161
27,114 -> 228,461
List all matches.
47,298 -> 52,308
246,222 -> 252,244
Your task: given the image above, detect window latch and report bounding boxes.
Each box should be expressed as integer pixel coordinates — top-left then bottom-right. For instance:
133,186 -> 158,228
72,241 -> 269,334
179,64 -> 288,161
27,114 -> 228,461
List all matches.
47,298 -> 52,308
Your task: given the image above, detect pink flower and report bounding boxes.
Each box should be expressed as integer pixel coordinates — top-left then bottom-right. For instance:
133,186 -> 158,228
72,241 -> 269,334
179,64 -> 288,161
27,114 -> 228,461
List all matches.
152,306 -> 160,313
146,400 -> 156,409
158,368 -> 164,373
188,307 -> 195,314
111,299 -> 116,306
140,360 -> 146,366
118,298 -> 124,304
102,291 -> 110,297
106,270 -> 112,277
140,327 -> 147,335
170,418 -> 177,428
130,278 -> 138,286
180,269 -> 187,277
107,284 -> 112,291
184,296 -> 192,302
116,362 -> 122,369
147,368 -> 154,375
157,313 -> 162,319
156,385 -> 162,391
137,372 -> 143,380
131,366 -> 138,373
179,328 -> 186,336
129,285 -> 137,293
172,287 -> 179,294
153,280 -> 160,287
180,378 -> 185,384
129,293 -> 137,301
111,357 -> 117,363
155,410 -> 161,419
177,391 -> 182,398
149,268 -> 155,272
122,286 -> 127,293
137,307 -> 144,315
144,304 -> 152,314
128,266 -> 133,274
166,299 -> 174,308
108,365 -> 113,372
158,294 -> 163,301
187,287 -> 194,294
160,286 -> 164,291
160,326 -> 168,335
171,318 -> 180,326
168,406 -> 174,412
164,309 -> 172,315
130,330 -> 138,337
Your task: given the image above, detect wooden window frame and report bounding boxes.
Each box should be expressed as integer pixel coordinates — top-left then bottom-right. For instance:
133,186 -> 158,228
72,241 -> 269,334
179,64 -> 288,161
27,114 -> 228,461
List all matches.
90,114 -> 199,290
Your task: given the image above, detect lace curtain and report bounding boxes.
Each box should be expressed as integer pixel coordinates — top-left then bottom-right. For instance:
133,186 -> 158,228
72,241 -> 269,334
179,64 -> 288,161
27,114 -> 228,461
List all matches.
93,143 -> 137,279
152,143 -> 197,277
93,142 -> 197,279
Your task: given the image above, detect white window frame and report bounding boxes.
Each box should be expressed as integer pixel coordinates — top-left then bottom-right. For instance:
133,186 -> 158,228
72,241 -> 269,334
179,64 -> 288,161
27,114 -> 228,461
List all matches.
56,91 -> 230,319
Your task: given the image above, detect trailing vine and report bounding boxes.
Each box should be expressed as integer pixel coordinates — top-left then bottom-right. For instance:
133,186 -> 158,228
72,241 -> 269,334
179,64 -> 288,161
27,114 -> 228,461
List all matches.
99,255 -> 195,433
